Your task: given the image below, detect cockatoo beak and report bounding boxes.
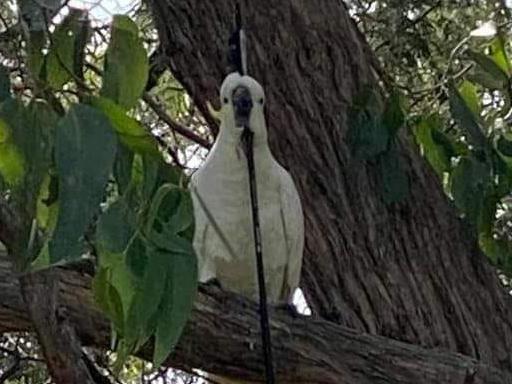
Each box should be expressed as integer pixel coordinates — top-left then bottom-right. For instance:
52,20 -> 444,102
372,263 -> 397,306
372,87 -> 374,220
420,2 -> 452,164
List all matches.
232,85 -> 253,128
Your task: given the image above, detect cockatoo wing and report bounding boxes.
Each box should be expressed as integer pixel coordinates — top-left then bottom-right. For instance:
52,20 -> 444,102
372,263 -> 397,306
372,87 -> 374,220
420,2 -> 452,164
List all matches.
190,174 -> 216,283
278,168 -> 304,303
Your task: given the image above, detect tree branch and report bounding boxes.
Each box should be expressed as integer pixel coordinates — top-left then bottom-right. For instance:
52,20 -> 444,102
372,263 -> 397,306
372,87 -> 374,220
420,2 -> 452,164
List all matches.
0,254 -> 510,384
142,93 -> 211,149
19,270 -> 98,384
84,62 -> 211,149
0,196 -> 21,253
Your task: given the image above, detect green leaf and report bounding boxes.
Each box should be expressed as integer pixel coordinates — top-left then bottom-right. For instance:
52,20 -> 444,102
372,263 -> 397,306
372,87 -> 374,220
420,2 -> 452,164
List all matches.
458,80 -> 480,117
125,248 -> 169,348
114,143 -> 134,194
0,140 -> 25,186
22,101 -> 57,194
146,184 -> 194,237
46,9 -> 86,88
497,136 -> 512,157
19,0 -> 61,32
72,12 -> 90,81
88,96 -> 158,155
153,252 -> 197,366
36,174 -> 59,231
478,192 -> 498,235
96,198 -> 137,254
347,109 -> 389,160
414,115 -> 454,175
450,156 -> 491,223
480,233 -> 512,274
141,155 -> 160,200
50,104 -> 117,263
468,50 -> 509,88
125,236 -> 148,279
0,99 -> 56,196
101,15 -> 149,109
93,267 -> 125,333
0,66 -> 10,102
468,69 -> 506,90
0,118 -> 8,144
27,31 -> 46,79
382,91 -> 404,135
150,232 -> 195,255
101,252 -> 137,317
490,36 -> 511,77
448,83 -> 486,149
376,144 -> 409,204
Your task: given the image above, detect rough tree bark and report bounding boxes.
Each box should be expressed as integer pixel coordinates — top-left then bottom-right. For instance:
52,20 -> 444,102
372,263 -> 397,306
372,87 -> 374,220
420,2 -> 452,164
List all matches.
0,254 -> 511,383
146,0 -> 512,372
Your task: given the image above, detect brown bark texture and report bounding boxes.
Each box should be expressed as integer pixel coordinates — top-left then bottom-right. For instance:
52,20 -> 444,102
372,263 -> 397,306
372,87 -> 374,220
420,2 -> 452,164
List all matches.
0,254 -> 511,384
146,0 -> 512,371
19,271 -> 96,384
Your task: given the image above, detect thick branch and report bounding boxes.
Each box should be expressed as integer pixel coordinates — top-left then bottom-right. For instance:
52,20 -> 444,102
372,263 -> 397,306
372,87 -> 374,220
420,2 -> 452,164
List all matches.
0,255 -> 510,384
19,271 -> 97,384
147,0 -> 512,368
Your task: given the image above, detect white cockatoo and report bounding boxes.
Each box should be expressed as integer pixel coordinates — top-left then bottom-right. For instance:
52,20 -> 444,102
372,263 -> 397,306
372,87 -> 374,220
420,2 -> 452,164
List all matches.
190,72 -> 304,305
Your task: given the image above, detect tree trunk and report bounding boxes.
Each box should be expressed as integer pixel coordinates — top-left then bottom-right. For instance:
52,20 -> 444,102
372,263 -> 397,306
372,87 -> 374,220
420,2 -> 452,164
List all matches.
0,254 -> 511,384
146,0 -> 512,371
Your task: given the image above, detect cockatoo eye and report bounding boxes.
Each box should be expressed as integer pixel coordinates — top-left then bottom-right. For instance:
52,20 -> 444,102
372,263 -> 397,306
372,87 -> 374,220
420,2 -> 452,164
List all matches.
223,97 -> 229,104
259,98 -> 264,105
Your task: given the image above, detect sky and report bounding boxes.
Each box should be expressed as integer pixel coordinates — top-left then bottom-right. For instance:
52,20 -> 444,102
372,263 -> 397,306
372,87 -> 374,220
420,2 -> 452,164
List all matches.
68,0 -> 137,21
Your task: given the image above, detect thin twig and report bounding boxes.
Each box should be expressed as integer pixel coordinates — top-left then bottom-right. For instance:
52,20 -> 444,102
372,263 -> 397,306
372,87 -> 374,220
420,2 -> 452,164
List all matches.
85,61 -> 211,149
143,93 -> 211,149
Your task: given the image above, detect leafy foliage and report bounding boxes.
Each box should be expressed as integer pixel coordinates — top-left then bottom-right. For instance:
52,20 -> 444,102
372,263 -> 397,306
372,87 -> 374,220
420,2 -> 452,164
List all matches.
346,0 -> 512,274
0,1 -> 198,375
347,87 -> 409,203
101,15 -> 149,109
413,35 -> 512,274
49,104 -> 117,263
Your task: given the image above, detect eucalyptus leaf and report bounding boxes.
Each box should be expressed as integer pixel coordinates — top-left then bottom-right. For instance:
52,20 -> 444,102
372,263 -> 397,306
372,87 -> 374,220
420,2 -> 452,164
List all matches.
448,83 -> 486,149
0,66 -> 10,102
414,115 -> 454,175
96,198 -> 137,254
50,104 -> 117,263
89,96 -> 159,155
468,69 -> 506,90
154,251 -> 197,366
467,50 -> 509,87
27,31 -> 46,80
101,15 -> 149,109
19,0 -> 61,32
93,267 -> 125,333
450,156 -> 491,224
125,248 -> 169,349
347,108 -> 389,160
490,36 -> 511,77
114,143 -> 134,194
46,9 -> 86,88
497,136 -> 512,157
0,140 -> 25,186
376,144 -> 409,204
458,80 -> 480,117
382,90 -> 404,135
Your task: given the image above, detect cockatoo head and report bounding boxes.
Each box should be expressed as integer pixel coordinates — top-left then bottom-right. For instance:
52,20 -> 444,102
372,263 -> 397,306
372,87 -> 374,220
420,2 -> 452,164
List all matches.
219,72 -> 267,141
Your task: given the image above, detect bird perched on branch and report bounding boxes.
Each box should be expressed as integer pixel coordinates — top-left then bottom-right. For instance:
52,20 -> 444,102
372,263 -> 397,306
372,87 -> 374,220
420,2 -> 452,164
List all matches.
191,72 -> 304,305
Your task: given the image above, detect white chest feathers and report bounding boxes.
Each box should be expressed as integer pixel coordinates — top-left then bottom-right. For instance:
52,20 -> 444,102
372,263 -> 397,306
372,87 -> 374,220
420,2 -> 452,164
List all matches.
190,73 -> 304,304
